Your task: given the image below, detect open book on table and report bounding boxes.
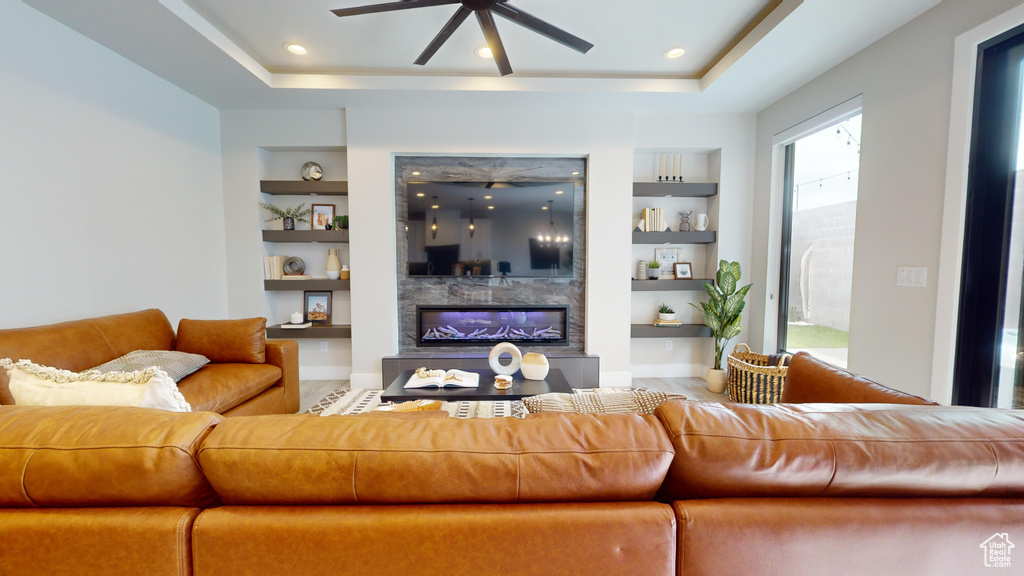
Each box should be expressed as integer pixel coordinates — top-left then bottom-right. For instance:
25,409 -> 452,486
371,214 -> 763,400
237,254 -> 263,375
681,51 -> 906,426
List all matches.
404,369 -> 480,389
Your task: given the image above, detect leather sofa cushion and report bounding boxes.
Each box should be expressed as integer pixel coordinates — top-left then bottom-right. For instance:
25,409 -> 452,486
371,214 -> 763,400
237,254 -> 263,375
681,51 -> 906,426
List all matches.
177,363 -> 282,414
176,318 -> 267,364
199,412 -> 674,505
782,352 -> 937,404
1,507 -> 201,576
655,400 -> 1024,500
192,503 -> 676,576
0,405 -> 220,507
0,309 -> 175,404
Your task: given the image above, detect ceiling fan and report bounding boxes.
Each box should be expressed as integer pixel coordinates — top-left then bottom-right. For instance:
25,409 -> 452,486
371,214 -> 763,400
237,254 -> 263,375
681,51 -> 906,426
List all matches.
331,0 -> 593,76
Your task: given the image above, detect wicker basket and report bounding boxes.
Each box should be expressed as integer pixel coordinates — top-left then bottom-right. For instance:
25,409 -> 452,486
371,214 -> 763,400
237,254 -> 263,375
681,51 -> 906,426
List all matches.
726,343 -> 792,404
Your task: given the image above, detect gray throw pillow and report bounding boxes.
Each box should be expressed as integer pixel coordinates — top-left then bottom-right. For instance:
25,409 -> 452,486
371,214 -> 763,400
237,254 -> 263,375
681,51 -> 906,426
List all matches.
90,350 -> 209,382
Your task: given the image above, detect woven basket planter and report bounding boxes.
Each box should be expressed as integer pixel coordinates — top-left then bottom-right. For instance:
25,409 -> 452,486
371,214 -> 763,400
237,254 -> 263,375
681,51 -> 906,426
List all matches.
726,343 -> 791,404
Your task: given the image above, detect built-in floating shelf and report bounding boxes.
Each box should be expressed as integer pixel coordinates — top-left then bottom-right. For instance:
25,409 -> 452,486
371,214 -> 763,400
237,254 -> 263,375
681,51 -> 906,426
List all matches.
262,230 -> 348,243
632,231 -> 716,244
632,182 -> 718,198
630,324 -> 711,338
631,279 -> 712,291
264,279 -> 350,291
260,180 -> 348,196
266,325 -> 352,339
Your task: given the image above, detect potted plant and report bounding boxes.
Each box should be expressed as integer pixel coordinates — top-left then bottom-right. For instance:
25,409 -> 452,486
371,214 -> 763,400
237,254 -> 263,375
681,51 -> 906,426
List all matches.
259,202 -> 309,230
332,215 -> 349,230
658,303 -> 675,321
690,260 -> 752,394
647,260 -> 662,280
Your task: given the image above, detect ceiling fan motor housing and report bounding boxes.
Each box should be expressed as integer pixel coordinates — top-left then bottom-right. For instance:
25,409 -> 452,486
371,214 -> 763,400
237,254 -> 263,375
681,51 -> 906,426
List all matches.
462,0 -> 497,11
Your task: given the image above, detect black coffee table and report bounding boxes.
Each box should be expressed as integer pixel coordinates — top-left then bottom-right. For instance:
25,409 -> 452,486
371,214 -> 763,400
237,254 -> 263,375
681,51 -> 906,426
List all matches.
381,368 -> 572,402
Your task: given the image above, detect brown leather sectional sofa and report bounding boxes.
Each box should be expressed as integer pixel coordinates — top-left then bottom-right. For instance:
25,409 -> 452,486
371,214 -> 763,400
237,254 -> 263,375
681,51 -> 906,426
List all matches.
0,309 -> 299,415
1,349 -> 1022,575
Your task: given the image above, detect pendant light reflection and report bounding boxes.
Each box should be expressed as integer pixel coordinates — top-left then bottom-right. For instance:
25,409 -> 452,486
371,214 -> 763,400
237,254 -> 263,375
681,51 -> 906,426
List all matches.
468,197 -> 475,238
430,195 -> 438,240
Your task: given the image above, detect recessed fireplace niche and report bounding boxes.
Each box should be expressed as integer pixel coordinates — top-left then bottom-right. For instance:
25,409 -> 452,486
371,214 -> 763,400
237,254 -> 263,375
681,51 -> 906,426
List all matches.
396,156 -> 587,353
418,305 -> 568,347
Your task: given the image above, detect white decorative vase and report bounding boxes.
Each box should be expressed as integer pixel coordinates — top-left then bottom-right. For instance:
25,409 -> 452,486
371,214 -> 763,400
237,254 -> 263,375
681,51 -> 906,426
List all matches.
520,352 -> 550,381
488,342 -> 522,376
706,368 -> 727,394
326,248 -> 341,278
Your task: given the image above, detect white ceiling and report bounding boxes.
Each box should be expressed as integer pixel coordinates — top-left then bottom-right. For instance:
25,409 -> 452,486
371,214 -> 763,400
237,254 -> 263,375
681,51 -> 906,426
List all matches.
23,0 -> 941,112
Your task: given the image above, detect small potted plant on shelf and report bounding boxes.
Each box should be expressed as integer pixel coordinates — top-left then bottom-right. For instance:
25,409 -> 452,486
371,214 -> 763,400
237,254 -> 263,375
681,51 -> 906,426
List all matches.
332,215 -> 349,230
690,260 -> 752,394
259,202 -> 310,230
647,260 -> 662,280
658,304 -> 675,321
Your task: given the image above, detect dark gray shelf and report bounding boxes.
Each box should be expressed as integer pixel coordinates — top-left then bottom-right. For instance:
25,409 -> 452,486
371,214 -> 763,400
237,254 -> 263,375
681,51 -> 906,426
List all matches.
630,324 -> 711,338
633,182 -> 718,197
264,279 -> 350,291
632,279 -> 712,291
632,231 -> 716,244
262,230 -> 348,243
260,180 -> 348,196
266,325 -> 352,339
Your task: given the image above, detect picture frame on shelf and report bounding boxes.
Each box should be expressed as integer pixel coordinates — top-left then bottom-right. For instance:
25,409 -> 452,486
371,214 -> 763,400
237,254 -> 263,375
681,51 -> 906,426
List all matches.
310,204 -> 336,230
304,291 -> 332,325
654,247 -> 682,279
674,262 -> 693,279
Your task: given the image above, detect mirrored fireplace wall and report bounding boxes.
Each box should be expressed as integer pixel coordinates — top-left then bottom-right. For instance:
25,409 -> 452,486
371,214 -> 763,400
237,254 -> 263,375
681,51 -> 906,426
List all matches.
395,156 -> 587,353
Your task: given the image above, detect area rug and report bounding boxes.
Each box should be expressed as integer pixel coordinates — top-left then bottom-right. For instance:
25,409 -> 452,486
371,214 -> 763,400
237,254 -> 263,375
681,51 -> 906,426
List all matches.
306,388 -> 526,419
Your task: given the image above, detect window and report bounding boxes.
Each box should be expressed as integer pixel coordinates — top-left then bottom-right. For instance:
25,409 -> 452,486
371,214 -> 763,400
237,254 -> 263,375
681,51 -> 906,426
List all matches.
777,114 -> 862,368
953,24 -> 1024,408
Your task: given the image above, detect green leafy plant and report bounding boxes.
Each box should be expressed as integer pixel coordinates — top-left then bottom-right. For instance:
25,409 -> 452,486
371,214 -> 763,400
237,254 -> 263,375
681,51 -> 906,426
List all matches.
647,261 -> 662,269
332,215 -> 349,230
658,303 -> 674,314
690,260 -> 752,370
259,202 -> 310,223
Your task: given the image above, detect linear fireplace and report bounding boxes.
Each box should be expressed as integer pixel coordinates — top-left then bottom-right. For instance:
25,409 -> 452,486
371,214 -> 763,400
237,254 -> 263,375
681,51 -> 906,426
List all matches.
417,305 -> 568,347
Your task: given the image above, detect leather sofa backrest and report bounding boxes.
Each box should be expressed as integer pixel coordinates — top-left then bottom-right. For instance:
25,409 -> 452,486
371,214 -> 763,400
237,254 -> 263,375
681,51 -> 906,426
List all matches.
0,405 -> 220,508
199,411 -> 675,505
655,400 -> 1024,500
782,352 -> 937,404
0,309 -> 176,404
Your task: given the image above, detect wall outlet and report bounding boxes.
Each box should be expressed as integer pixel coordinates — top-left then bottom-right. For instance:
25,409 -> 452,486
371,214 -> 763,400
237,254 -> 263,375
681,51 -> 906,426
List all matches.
896,266 -> 928,288
320,341 -> 328,352
665,339 -> 673,350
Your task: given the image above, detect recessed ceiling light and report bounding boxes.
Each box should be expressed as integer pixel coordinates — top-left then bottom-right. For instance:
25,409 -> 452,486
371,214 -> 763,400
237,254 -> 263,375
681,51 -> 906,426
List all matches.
431,204 -> 439,209
284,43 -> 308,56
416,193 -> 424,197
571,171 -> 580,175
488,206 -> 494,210
665,47 -> 685,59
555,190 -> 564,195
484,195 -> 492,199
477,46 -> 493,59
542,206 -> 549,210
412,171 -> 421,175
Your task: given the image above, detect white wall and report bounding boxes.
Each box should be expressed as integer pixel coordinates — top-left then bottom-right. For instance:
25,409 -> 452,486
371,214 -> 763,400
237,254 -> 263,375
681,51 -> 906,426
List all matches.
749,0 -> 1024,399
345,109 -> 636,389
0,1 -> 225,329
219,110 -> 348,379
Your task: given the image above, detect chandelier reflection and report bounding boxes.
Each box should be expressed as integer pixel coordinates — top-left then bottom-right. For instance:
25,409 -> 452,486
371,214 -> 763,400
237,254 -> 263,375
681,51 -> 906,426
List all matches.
538,200 -> 568,248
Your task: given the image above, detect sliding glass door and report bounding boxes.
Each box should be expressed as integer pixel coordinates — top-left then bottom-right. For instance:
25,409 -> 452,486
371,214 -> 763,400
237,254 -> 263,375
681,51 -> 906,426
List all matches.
954,24 -> 1024,408
778,114 -> 862,368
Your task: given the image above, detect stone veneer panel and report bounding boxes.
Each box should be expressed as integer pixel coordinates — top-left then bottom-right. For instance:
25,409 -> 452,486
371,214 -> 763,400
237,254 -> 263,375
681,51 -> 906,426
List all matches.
396,156 -> 586,353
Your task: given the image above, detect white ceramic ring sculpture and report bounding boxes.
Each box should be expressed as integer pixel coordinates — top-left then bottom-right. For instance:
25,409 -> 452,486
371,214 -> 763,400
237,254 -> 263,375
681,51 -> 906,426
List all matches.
488,341 -> 522,375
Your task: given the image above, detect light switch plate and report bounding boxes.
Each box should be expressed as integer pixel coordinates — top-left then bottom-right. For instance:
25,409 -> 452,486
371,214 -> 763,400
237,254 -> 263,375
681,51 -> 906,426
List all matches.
897,267 -> 928,287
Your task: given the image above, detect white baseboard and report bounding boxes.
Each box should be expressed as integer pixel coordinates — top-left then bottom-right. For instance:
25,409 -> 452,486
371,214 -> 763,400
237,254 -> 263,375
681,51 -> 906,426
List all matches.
629,363 -> 707,379
299,366 -> 352,381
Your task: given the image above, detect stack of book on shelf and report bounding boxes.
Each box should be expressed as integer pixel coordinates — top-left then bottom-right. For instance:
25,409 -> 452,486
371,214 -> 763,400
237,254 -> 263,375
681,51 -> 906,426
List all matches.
263,256 -> 285,280
280,321 -> 312,329
636,207 -> 668,232
653,318 -> 683,327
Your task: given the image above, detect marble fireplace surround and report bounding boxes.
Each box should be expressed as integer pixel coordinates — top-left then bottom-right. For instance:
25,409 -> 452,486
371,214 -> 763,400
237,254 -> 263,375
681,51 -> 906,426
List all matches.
395,156 -> 587,355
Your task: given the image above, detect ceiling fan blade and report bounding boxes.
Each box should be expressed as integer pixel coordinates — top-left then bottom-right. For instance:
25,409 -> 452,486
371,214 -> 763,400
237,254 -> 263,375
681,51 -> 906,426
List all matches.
415,6 -> 472,65
476,11 -> 512,76
491,2 -> 593,54
332,0 -> 459,18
